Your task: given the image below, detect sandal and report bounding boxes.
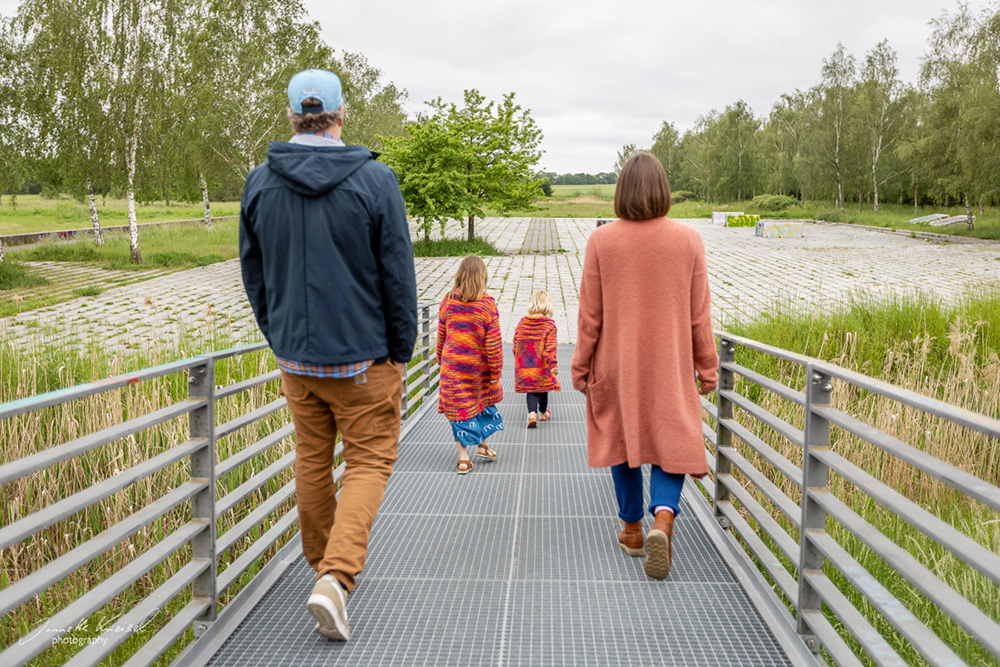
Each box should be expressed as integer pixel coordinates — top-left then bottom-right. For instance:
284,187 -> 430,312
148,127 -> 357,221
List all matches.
476,445 -> 497,461
527,412 -> 538,429
539,410 -> 551,422
456,459 -> 474,475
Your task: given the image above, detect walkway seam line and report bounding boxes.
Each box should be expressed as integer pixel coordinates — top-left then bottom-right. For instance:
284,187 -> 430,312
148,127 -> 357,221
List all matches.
495,441 -> 527,667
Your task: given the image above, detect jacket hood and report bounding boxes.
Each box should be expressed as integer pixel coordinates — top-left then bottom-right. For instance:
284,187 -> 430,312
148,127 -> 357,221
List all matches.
265,141 -> 375,196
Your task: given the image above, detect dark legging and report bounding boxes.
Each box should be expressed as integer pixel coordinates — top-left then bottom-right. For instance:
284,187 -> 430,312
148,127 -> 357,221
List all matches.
526,392 -> 548,414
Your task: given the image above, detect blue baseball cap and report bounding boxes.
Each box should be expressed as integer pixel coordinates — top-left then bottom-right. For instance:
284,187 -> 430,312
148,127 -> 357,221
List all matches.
287,69 -> 344,114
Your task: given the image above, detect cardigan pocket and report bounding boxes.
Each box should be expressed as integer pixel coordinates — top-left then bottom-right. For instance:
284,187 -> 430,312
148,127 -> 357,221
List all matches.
585,376 -> 623,442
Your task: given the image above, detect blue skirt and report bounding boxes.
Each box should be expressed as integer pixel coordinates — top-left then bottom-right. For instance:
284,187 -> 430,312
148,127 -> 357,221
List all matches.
450,405 -> 505,447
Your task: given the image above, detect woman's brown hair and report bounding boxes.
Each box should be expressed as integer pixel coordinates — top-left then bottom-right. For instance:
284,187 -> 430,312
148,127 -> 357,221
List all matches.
613,152 -> 671,221
453,255 -> 488,302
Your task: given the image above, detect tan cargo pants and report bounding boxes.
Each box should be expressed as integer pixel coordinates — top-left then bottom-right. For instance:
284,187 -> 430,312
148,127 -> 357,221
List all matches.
280,362 -> 402,593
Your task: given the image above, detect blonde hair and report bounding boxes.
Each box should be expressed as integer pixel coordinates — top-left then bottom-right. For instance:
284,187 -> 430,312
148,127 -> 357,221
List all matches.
453,255 -> 488,302
528,290 -> 554,316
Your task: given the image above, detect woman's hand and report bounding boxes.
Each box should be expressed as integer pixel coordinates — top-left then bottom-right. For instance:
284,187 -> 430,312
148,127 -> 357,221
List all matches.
698,380 -> 717,396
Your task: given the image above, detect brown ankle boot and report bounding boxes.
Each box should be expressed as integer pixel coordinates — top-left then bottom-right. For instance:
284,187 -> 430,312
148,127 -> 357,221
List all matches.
617,521 -> 644,556
644,510 -> 674,579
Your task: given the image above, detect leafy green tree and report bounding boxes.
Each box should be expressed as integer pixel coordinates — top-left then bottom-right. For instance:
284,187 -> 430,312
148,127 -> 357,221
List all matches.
0,17 -> 29,211
649,122 -> 680,183
819,43 -> 856,210
380,116 -> 467,242
716,100 -> 761,202
858,40 -> 904,213
613,143 -> 642,176
433,89 -> 544,242
337,52 -> 408,152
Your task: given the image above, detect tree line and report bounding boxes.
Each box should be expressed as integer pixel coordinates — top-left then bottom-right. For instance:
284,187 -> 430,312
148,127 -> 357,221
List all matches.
625,4 -> 1000,228
0,0 -> 409,261
539,172 -> 617,186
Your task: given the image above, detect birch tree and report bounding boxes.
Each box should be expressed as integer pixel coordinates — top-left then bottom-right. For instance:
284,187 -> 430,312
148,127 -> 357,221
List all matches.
819,44 -> 856,210
0,17 -> 28,211
859,40 -> 903,214
649,122 -> 680,184
337,52 -> 409,152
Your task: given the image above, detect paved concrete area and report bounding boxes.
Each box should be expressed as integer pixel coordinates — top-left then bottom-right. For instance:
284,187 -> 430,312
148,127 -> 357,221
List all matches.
1,218 -> 998,350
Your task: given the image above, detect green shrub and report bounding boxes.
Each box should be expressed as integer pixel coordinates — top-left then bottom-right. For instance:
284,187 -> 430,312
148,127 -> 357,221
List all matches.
412,237 -> 502,257
72,286 -> 102,297
671,190 -> 698,203
747,194 -> 799,212
0,261 -> 49,290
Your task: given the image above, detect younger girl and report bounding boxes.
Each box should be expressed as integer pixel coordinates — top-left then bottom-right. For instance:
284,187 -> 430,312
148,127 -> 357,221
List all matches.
513,290 -> 560,428
436,255 -> 504,474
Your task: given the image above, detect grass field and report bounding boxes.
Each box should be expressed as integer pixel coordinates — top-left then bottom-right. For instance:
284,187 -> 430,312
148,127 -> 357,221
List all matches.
0,194 -> 239,236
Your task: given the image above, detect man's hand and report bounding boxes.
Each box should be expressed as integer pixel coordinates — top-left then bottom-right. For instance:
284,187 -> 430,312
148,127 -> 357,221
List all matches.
393,360 -> 407,374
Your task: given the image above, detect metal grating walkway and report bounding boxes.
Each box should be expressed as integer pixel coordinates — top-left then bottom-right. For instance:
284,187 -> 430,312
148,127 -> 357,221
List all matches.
204,346 -> 793,666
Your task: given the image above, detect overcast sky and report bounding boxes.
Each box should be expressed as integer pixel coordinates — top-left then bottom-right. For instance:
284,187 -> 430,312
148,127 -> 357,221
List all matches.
2,0 -> 993,173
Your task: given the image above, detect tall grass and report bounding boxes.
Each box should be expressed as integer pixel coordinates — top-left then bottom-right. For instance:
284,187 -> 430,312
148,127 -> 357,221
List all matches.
0,318 -> 295,666
712,287 -> 1000,666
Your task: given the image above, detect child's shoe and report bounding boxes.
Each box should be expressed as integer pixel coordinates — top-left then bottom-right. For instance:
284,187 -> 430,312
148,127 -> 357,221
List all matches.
527,412 -> 538,428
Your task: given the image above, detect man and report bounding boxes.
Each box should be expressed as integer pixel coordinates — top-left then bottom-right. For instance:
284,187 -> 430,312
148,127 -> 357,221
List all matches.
239,69 -> 417,641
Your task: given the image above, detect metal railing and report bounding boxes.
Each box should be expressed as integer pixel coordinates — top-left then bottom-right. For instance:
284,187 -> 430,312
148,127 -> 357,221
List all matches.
697,330 -> 1000,667
0,302 -> 439,667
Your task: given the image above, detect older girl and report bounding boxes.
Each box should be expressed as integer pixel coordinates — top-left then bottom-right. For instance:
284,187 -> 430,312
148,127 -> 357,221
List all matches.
436,255 -> 504,474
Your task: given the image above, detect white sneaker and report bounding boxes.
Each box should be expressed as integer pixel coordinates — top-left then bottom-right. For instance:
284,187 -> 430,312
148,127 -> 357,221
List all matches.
307,574 -> 350,641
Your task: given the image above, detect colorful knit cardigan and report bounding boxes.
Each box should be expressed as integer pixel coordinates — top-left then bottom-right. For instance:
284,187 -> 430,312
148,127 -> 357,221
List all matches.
513,315 -> 561,393
436,292 -> 504,421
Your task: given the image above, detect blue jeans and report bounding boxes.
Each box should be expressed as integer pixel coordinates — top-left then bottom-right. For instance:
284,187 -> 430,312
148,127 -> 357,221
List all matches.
610,463 -> 684,522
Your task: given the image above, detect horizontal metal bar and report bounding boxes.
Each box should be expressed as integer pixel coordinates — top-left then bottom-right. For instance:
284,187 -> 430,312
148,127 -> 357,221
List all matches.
715,331 -> 815,367
216,423 -> 295,478
718,446 -> 801,527
724,362 -> 805,406
716,474 -> 800,563
216,397 -> 287,439
701,420 -> 717,446
0,399 -> 204,486
719,417 -> 803,487
722,390 -> 805,447
0,358 -> 206,421
405,359 -> 431,382
72,559 -> 210,667
218,479 -> 297,554
218,509 -> 300,593
715,501 -> 798,602
1,520 -> 208,666
215,370 -> 281,400
812,448 -> 1000,588
406,387 -> 432,411
803,571 -> 909,667
814,360 -> 1000,441
217,451 -> 296,517
0,481 -> 206,617
701,395 -> 718,419
122,596 -> 213,667
201,342 -> 270,362
812,489 -> 1000,656
808,530 -> 968,666
815,405 -> 1000,513
0,439 -> 207,551
798,609 -> 867,667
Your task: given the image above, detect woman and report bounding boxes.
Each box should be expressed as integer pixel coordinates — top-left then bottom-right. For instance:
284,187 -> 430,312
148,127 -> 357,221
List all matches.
570,153 -> 718,580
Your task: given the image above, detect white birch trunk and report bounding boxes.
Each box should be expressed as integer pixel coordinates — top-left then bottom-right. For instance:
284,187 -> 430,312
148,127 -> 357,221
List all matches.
201,174 -> 212,228
964,192 -> 974,230
0,236 -> 5,263
126,100 -> 142,264
87,178 -> 105,246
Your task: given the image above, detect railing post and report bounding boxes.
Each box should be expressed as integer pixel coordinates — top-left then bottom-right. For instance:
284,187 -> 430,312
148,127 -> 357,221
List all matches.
797,364 -> 832,654
188,358 -> 217,637
714,338 -> 735,523
422,305 -> 431,393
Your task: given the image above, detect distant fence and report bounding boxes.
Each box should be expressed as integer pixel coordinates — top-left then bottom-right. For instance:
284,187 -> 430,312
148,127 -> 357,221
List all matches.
0,302 -> 439,666
0,217 -> 238,248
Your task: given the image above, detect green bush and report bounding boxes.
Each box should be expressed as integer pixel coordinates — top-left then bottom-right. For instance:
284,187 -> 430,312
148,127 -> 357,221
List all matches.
747,194 -> 799,212
411,237 -> 502,257
671,190 -> 698,203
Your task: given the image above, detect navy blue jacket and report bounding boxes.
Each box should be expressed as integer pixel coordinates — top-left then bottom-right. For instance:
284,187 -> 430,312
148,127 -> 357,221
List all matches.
239,141 -> 418,365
